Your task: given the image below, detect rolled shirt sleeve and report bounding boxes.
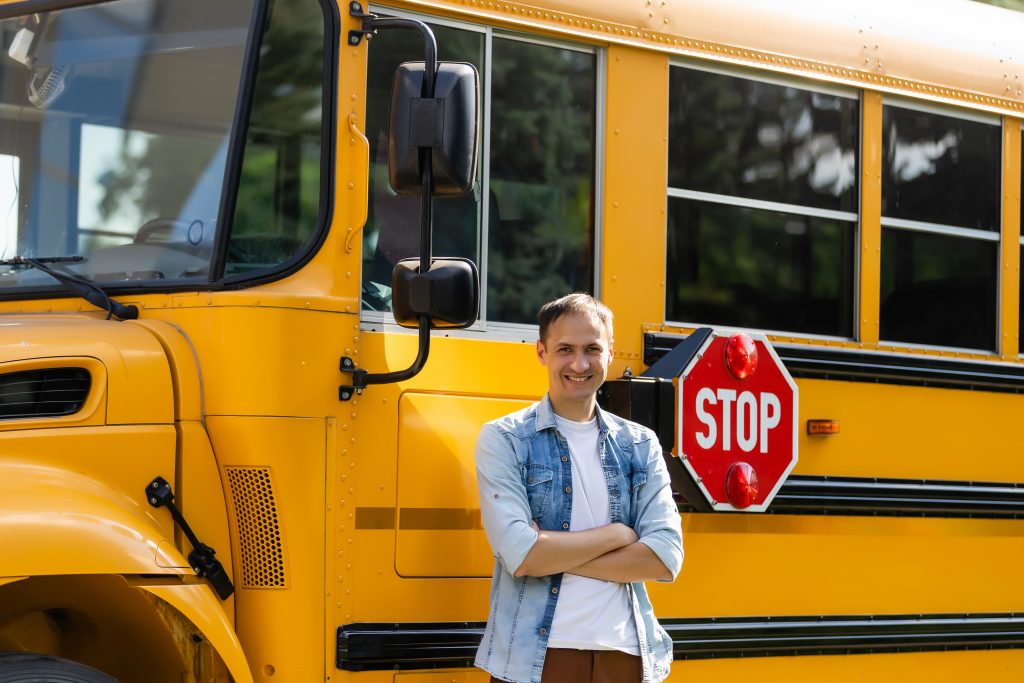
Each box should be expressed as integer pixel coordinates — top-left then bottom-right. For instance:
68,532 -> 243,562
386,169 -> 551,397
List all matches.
476,423 -> 539,576
634,435 -> 684,581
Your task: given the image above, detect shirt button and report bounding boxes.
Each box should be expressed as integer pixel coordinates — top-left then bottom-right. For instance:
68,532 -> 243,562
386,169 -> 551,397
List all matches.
561,456 -> 568,462
562,522 -> 569,529
528,478 -> 535,483
551,587 -> 559,594
564,486 -> 572,493
539,628 -> 547,635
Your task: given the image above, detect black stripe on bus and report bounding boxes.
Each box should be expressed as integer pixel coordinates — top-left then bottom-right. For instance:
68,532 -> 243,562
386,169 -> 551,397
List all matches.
336,613 -> 1024,670
699,475 -> 1024,519
643,332 -> 1024,393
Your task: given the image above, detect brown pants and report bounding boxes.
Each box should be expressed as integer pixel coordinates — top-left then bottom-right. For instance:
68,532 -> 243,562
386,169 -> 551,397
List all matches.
490,648 -> 643,683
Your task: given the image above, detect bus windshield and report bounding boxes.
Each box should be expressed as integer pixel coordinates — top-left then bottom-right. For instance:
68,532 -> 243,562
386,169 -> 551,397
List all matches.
0,0 -> 256,289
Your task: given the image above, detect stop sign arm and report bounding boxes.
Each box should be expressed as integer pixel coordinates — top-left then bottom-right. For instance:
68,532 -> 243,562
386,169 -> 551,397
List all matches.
642,327 -> 712,379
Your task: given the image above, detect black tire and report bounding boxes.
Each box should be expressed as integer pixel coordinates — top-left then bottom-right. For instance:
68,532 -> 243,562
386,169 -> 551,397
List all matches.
0,654 -> 120,683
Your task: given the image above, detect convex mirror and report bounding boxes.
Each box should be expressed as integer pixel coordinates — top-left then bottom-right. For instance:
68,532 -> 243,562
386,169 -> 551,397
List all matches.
391,258 -> 479,329
388,61 -> 479,196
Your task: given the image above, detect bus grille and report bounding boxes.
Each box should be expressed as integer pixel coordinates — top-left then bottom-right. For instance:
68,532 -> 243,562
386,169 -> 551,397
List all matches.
225,466 -> 288,588
0,368 -> 91,419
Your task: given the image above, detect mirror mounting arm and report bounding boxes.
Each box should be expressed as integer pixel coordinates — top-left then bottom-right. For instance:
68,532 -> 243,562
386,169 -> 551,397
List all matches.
340,5 -> 440,402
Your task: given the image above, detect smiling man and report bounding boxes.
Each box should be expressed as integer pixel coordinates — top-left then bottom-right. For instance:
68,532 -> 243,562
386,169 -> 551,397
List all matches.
475,293 -> 684,683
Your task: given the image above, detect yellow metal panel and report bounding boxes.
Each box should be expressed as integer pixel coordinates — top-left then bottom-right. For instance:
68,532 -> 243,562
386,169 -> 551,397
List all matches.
1001,120 -> 1021,359
795,378 -> 1024,482
143,307 -> 355,418
601,46 -> 670,374
395,393 -> 531,577
206,416 -> 326,683
859,91 -> 882,346
665,514 -> 1024,618
177,421 -> 234,595
139,582 -> 255,683
131,319 -> 204,422
0,453 -> 187,577
0,315 -> 174,424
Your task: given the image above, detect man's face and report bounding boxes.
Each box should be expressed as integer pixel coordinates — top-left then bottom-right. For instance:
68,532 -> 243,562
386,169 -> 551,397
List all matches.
536,312 -> 613,410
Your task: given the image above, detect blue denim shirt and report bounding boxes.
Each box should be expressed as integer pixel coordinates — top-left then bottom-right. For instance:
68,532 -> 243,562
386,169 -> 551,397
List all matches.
475,395 -> 684,683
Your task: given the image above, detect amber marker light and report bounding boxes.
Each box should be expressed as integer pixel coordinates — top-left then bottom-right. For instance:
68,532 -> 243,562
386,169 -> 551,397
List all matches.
807,419 -> 840,435
724,332 -> 758,379
725,462 -> 758,509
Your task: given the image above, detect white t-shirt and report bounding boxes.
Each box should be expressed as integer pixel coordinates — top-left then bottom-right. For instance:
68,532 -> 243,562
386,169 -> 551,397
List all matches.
547,414 -> 639,655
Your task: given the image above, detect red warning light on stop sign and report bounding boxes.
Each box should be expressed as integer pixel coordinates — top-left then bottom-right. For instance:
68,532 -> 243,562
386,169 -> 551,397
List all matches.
676,330 -> 798,512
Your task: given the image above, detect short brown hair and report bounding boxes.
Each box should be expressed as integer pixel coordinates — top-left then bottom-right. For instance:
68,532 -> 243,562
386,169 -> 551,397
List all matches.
538,293 -> 613,343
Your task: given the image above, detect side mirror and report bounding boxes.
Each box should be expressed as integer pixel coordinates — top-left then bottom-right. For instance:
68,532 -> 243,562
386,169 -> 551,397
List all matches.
391,258 -> 479,329
388,61 -> 479,196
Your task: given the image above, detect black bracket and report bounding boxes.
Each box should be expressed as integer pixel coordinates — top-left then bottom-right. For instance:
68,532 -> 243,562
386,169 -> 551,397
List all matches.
146,476 -> 235,600
348,1 -> 378,46
339,356 -> 368,401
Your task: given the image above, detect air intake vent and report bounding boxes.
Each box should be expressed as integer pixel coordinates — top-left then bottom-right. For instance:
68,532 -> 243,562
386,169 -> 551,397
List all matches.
0,368 -> 91,420
225,466 -> 287,588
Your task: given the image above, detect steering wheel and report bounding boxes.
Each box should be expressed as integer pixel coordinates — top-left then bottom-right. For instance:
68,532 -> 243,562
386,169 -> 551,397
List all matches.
134,218 -> 204,246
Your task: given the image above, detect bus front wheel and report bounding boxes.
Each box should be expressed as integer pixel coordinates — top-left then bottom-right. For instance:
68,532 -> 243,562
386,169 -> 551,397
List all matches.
0,653 -> 120,682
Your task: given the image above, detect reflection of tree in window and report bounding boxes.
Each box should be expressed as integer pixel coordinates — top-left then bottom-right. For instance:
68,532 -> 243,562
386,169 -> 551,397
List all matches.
361,22 -> 482,312
881,107 -> 998,231
227,0 -> 326,273
878,105 -> 1000,350
666,66 -> 858,336
487,39 -> 595,324
668,68 -> 858,212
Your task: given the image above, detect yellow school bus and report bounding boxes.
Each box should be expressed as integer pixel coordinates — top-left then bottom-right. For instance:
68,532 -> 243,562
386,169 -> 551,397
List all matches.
1,0 -> 1024,680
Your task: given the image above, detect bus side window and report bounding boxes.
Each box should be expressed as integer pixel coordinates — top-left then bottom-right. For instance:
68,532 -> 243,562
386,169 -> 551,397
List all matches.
361,18 -> 597,325
879,104 -> 1000,351
224,0 -> 327,276
665,65 -> 859,338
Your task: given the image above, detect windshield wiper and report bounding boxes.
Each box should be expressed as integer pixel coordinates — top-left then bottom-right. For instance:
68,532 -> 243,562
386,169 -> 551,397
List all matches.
0,256 -> 139,320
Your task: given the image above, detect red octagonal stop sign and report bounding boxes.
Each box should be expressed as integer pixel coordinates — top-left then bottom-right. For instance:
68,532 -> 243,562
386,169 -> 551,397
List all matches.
676,330 -> 798,512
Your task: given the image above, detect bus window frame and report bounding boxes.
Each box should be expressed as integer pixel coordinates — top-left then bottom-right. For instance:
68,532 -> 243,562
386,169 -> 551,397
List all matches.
360,5 -> 605,338
0,0 -> 339,299
663,58 -> 861,342
878,96 -> 1002,354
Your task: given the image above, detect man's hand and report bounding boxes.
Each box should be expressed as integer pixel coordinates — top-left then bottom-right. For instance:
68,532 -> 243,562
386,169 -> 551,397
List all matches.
513,522 -> 637,578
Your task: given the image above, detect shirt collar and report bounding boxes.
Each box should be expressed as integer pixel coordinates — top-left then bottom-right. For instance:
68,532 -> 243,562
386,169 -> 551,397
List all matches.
536,393 -> 612,436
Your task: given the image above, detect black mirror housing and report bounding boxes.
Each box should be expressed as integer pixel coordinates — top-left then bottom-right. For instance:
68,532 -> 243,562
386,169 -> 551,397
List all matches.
388,61 -> 479,196
391,258 -> 480,329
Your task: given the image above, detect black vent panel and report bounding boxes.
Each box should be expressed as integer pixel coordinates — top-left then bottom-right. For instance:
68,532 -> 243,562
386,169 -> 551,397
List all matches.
0,368 -> 91,420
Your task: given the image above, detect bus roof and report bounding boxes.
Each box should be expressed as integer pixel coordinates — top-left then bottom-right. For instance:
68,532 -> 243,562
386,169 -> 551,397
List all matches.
407,0 -> 1024,116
